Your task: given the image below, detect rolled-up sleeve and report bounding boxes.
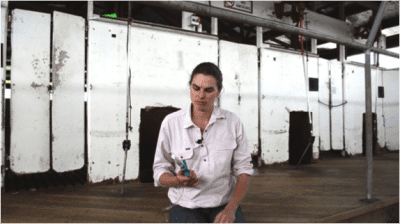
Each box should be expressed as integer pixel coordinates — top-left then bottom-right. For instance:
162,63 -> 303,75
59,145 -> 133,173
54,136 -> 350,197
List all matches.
153,117 -> 175,187
232,119 -> 254,177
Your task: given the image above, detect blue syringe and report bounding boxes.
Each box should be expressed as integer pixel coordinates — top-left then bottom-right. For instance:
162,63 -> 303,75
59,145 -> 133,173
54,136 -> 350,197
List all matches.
171,154 -> 190,177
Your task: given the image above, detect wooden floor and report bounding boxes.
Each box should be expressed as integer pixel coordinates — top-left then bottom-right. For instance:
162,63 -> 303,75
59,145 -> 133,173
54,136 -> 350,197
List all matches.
1,152 -> 398,223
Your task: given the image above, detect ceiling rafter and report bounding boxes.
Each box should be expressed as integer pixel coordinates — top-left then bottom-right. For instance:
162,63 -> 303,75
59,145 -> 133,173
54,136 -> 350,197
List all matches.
147,6 -> 181,27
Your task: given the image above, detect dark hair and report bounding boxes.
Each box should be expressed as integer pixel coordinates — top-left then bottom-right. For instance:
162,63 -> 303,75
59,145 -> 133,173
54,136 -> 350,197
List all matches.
189,62 -> 223,91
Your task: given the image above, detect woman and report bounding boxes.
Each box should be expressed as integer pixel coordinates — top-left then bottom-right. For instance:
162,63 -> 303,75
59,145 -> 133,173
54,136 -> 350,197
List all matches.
153,62 -> 253,223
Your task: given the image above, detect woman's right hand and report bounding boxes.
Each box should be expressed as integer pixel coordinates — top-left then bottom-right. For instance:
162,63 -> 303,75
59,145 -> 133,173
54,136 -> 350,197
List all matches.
176,170 -> 199,187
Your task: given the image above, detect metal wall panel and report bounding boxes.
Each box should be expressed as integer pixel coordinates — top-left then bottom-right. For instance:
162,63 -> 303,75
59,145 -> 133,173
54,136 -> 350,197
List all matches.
318,58 -> 330,151
260,48 -> 319,164
343,63 -> 380,155
375,69 -> 385,148
330,60 -> 344,149
10,9 -> 50,173
128,24 -> 219,181
1,6 -> 7,187
219,40 -> 258,155
87,21 -> 127,183
382,69 -> 399,150
52,11 -> 85,172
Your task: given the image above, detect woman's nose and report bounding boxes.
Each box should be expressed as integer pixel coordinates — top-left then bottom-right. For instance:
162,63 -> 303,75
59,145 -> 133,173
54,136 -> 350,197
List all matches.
199,90 -> 206,98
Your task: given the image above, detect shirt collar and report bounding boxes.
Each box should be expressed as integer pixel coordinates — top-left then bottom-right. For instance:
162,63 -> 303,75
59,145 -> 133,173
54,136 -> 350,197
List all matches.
183,104 -> 225,129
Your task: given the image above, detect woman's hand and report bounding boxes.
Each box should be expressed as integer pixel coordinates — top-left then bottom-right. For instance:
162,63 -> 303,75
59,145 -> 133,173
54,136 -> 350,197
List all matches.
176,170 -> 199,187
213,208 -> 236,223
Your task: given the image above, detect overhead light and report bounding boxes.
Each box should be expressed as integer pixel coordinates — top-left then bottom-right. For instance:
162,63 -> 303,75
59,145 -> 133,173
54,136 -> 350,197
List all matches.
317,42 -> 336,49
382,26 -> 399,37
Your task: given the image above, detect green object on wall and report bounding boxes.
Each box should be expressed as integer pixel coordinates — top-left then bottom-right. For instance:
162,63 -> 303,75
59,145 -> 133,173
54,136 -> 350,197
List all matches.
103,13 -> 117,18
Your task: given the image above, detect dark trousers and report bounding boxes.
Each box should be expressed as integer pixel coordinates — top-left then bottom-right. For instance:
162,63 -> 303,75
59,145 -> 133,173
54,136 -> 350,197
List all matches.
169,203 -> 246,223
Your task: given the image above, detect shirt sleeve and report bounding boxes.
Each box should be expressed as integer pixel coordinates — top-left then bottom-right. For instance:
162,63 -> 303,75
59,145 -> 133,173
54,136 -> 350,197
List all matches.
153,117 -> 175,187
232,117 -> 254,177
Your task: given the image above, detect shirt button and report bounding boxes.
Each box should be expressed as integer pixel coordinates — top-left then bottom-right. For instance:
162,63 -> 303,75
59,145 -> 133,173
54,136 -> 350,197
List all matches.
201,145 -> 204,147
205,130 -> 207,132
204,159 -> 206,161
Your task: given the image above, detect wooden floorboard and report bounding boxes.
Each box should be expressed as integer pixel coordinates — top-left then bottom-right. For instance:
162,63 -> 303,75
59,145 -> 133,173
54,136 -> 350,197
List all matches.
1,152 -> 398,223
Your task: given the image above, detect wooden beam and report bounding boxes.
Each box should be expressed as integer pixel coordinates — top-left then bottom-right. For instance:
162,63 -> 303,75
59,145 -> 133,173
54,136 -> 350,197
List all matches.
322,2 -> 369,19
263,30 -> 285,41
354,2 -> 380,12
8,1 -> 87,19
271,38 -> 290,48
319,34 -> 399,59
148,6 -> 180,27
316,2 -> 338,13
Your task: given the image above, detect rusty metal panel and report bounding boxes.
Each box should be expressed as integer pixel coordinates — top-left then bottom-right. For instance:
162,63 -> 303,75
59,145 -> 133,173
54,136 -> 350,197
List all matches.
10,9 -> 50,173
382,69 -> 399,150
260,48 -> 320,164
330,60 -> 344,149
87,21 -> 128,183
219,40 -> 258,155
52,11 -> 85,172
318,58 -> 330,151
129,23 -> 218,181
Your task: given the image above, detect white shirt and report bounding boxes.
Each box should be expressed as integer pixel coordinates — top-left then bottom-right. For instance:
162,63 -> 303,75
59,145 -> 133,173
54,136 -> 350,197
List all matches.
153,105 -> 254,209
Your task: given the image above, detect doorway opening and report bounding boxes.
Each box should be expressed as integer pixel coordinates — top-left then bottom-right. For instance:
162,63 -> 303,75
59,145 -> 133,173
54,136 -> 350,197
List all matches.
139,106 -> 180,183
289,111 -> 313,165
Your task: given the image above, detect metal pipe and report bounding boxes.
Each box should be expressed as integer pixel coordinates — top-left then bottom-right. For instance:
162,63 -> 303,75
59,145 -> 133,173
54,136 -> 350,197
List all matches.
364,50 -> 373,200
366,2 -> 387,48
139,1 -> 399,58
257,26 -> 262,165
342,62 -> 346,156
328,61 -> 332,150
362,1 -> 386,202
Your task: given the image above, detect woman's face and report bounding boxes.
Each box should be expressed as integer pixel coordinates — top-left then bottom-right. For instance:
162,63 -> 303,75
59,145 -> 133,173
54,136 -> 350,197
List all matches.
190,73 -> 221,112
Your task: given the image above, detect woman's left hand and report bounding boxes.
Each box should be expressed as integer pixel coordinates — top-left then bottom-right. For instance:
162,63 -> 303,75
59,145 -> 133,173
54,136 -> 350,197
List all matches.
214,208 -> 236,223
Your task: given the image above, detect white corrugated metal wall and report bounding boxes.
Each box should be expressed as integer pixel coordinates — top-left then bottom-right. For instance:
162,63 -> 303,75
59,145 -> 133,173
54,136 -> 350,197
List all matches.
52,11 -> 85,173
219,40 -> 258,155
382,69 -> 399,150
260,48 -> 320,164
10,9 -> 51,174
2,9 -> 399,185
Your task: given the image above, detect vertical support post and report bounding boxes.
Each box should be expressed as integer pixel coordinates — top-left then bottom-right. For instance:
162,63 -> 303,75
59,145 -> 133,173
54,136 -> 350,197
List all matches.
364,50 -> 373,201
87,1 -> 94,20
337,2 -> 346,61
361,1 -> 386,203
310,2 -> 317,54
311,39 -> 317,54
341,58 -> 346,156
339,44 -> 345,156
256,26 -> 263,48
256,26 -> 262,166
211,17 -> 218,35
328,61 -> 332,150
374,35 -> 386,66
